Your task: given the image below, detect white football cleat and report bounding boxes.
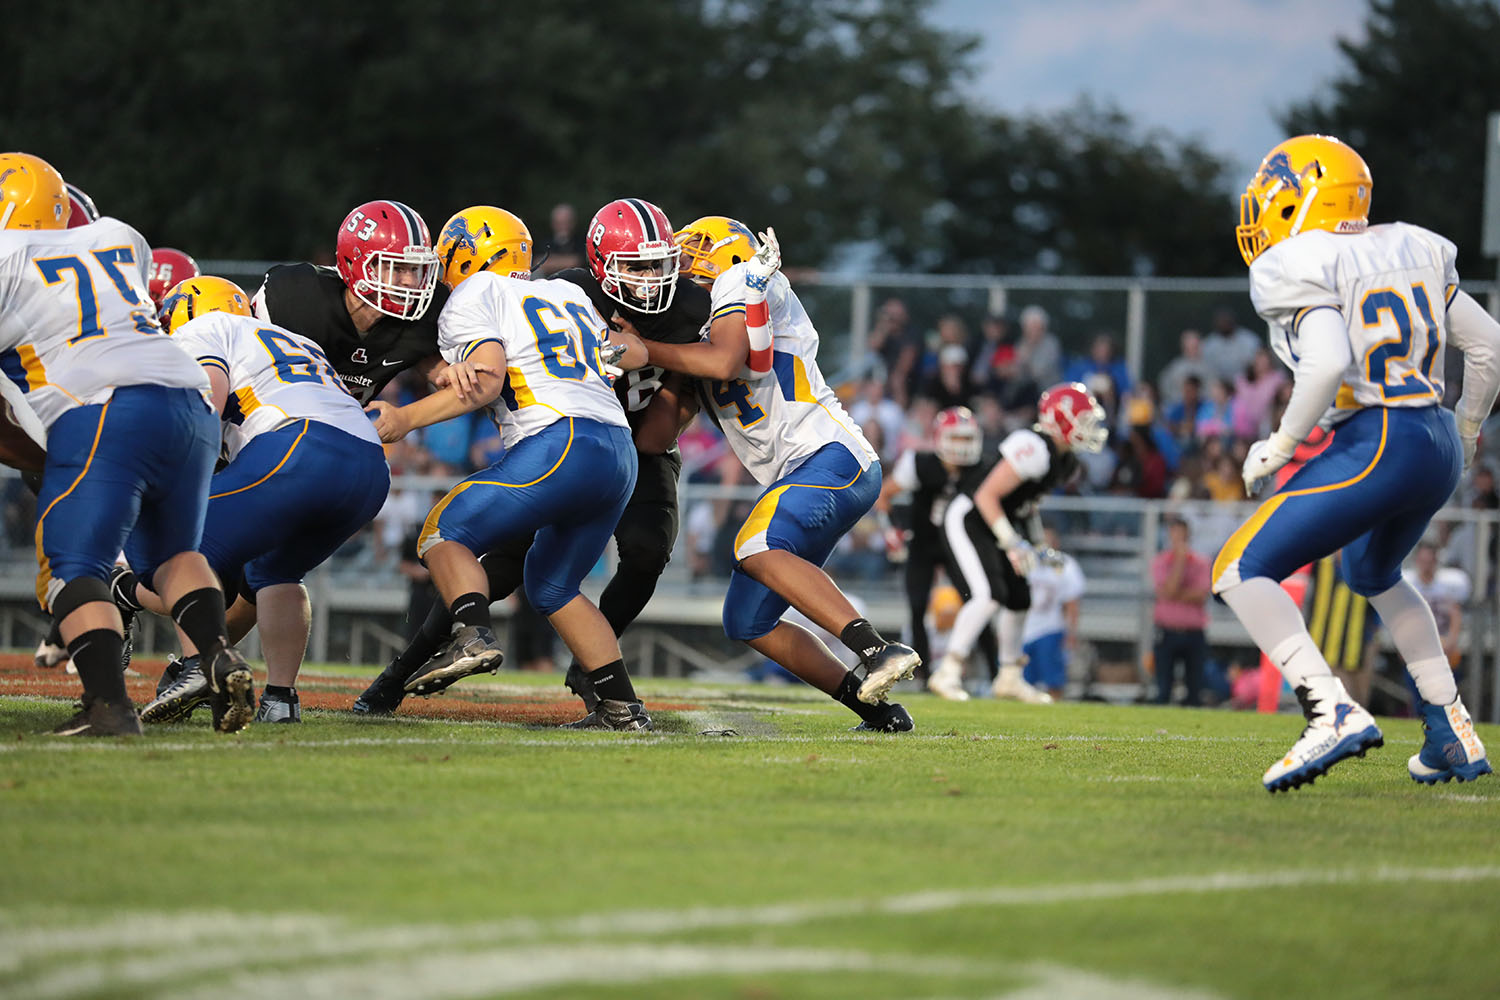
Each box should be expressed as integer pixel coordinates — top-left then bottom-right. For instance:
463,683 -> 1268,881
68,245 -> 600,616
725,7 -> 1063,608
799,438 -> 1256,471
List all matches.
991,662 -> 1052,704
1409,696 -> 1491,784
34,637 -> 68,670
926,654 -> 970,701
1263,677 -> 1383,793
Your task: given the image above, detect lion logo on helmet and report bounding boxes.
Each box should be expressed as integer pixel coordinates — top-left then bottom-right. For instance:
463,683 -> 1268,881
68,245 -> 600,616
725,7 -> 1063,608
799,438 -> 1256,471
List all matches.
1256,151 -> 1305,196
441,215 -> 480,257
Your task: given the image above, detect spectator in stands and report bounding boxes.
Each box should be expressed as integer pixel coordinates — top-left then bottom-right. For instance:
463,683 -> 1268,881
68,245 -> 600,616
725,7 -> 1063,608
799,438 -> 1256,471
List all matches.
1152,516 -> 1211,706
848,377 -> 905,463
1157,329 -> 1215,405
970,312 -> 1011,392
469,420 -> 504,470
536,202 -> 582,276
1065,331 -> 1132,395
1122,386 -> 1180,474
420,409 -> 475,470
1165,375 -> 1210,446
1112,422 -> 1168,499
1015,304 -> 1063,388
1230,348 -> 1287,440
898,396 -> 939,455
1021,525 -> 1085,700
923,343 -> 972,409
1404,541 -> 1470,669
1201,448 -> 1246,502
1197,377 -> 1234,442
867,297 -> 919,404
1204,306 -> 1261,380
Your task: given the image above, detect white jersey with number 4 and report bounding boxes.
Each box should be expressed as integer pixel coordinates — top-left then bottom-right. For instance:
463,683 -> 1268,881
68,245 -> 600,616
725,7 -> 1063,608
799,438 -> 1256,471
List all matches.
437,272 -> 627,449
0,218 -> 207,430
171,311 -> 381,461
702,265 -> 877,486
1251,222 -> 1459,426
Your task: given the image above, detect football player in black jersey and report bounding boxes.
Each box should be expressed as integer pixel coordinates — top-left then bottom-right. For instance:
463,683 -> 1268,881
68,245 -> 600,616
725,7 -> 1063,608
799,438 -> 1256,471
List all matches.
353,198 -> 710,718
930,383 -> 1104,702
251,199 -> 450,403
875,406 -> 1002,696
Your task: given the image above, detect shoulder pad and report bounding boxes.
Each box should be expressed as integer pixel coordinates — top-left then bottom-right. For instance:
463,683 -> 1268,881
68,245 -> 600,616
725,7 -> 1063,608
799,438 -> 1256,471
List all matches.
999,429 -> 1051,480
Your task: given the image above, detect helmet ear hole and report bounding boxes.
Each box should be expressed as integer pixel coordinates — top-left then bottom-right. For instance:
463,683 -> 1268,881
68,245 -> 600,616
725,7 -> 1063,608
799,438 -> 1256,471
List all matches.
1280,205 -> 1296,220
731,255 -> 743,265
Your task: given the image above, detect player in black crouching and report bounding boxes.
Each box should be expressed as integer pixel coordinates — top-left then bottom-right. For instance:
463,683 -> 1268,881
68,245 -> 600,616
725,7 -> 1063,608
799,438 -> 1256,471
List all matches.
353,198 -> 708,720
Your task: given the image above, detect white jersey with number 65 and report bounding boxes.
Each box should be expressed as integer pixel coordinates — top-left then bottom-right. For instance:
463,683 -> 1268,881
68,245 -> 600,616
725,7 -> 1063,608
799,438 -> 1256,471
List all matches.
0,218 -> 207,430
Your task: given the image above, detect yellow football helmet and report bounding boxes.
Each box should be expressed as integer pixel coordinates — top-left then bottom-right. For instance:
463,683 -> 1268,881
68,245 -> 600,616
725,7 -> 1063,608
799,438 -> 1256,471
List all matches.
0,152 -> 70,231
674,216 -> 758,284
158,275 -> 251,335
435,206 -> 532,287
1236,134 -> 1372,266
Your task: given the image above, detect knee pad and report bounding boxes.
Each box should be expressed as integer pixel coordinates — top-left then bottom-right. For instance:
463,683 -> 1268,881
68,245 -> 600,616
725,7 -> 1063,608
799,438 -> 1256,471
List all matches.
722,601 -> 777,643
51,575 -> 113,621
523,576 -> 574,618
615,523 -> 673,578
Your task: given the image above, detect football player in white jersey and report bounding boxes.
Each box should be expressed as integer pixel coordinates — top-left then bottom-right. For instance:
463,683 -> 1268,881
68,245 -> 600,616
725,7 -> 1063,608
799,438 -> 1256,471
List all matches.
620,218 -> 920,732
0,152 -> 253,736
1217,134 -> 1500,791
112,277 -> 391,725
365,206 -> 652,731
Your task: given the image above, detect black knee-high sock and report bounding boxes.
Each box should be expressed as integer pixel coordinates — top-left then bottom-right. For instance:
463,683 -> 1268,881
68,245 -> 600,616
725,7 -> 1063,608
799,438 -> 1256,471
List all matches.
70,629 -> 128,704
449,592 -> 492,631
839,618 -> 888,664
391,598 -> 455,676
834,671 -> 883,722
586,659 -> 637,703
171,588 -> 228,654
45,618 -> 63,649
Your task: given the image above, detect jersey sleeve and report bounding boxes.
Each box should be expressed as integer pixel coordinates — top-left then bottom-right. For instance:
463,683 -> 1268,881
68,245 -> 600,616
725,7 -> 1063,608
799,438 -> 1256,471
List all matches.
251,264 -> 292,322
1059,557 -> 1086,602
708,263 -> 747,324
437,274 -> 510,364
999,429 -> 1052,481
170,313 -> 233,377
1248,239 -> 1342,333
890,449 -> 919,492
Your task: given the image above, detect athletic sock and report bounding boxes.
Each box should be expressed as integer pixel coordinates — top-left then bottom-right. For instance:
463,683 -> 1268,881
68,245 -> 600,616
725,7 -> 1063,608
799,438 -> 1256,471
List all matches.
69,629 -> 128,704
1266,634 -> 1333,691
449,592 -> 492,631
392,599 -> 455,675
586,659 -> 637,703
840,618 -> 886,663
171,588 -> 229,655
263,684 -> 295,700
1406,656 -> 1458,707
834,671 -> 883,722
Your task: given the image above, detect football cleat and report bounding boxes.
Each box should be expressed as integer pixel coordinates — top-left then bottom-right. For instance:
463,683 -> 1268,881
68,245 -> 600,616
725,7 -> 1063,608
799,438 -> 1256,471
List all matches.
255,689 -> 301,724
851,702 -> 915,733
1263,679 -> 1383,793
1409,696 -> 1492,784
51,696 -> 143,737
352,665 -> 408,716
564,661 -> 601,713
33,636 -> 68,670
203,645 -> 255,735
926,654 -> 970,701
857,642 -> 921,705
991,662 -> 1053,704
140,658 -> 209,724
563,700 -> 652,732
403,625 -> 504,697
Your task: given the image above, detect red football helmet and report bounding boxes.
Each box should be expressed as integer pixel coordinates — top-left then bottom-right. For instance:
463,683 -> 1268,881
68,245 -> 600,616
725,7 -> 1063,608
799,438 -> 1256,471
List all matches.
1036,382 -> 1108,452
148,247 -> 200,306
335,200 -> 439,320
933,406 -> 983,466
64,182 -> 98,228
585,198 -> 679,314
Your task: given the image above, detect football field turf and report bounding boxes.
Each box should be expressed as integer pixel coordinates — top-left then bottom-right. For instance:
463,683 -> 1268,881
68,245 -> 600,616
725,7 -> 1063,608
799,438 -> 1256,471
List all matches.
1,658 -> 1496,999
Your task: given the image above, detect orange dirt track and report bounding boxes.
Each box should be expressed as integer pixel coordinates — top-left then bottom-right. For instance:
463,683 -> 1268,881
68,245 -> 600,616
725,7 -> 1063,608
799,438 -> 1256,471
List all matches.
0,653 -> 701,726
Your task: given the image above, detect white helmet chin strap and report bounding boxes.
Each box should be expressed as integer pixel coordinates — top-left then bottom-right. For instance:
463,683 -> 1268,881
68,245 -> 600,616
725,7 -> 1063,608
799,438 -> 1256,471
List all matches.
1289,182 -> 1319,238
0,202 -> 13,230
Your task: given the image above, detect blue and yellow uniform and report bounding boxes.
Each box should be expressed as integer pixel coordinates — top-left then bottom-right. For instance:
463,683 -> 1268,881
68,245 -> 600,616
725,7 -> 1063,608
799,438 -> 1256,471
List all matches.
0,217 -> 218,608
419,272 -> 635,614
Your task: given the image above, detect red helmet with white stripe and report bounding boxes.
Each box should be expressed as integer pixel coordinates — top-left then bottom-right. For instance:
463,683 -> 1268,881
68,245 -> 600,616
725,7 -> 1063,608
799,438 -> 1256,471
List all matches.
64,183 -> 98,228
335,200 -> 440,320
585,198 -> 679,314
148,247 -> 200,306
933,406 -> 982,466
1036,382 -> 1108,452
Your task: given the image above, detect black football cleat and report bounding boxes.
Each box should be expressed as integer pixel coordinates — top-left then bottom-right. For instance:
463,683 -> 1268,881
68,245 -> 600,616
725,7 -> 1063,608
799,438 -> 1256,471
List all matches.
352,664 -> 410,716
857,643 -> 921,704
852,702 -> 914,733
564,661 -> 601,712
203,645 -> 255,735
51,696 -> 144,737
403,626 -> 504,697
141,657 -> 208,724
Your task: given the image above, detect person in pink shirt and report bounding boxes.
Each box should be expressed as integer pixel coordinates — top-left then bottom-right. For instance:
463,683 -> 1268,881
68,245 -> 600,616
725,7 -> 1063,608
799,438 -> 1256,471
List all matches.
1152,517 -> 1211,706
1230,349 -> 1287,440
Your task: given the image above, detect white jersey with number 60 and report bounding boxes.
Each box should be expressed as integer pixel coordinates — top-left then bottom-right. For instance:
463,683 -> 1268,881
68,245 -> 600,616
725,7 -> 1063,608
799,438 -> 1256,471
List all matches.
1251,222 -> 1460,427
171,311 -> 381,461
437,272 -> 627,449
0,218 -> 207,430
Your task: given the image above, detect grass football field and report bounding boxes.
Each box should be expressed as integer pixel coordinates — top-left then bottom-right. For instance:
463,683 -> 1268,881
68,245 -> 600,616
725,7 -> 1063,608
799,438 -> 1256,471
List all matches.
1,655 -> 1497,1000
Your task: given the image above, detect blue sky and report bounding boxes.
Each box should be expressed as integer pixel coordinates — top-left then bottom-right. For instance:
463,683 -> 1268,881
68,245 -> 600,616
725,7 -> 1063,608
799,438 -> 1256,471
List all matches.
930,0 -> 1369,185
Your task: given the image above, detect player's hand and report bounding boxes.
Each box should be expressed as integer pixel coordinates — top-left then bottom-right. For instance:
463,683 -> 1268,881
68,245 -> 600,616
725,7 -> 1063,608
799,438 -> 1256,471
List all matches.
1457,415 -> 1482,471
364,401 -> 410,444
1006,541 -> 1038,576
744,227 -> 781,293
1241,430 -> 1297,496
607,329 -> 649,371
433,360 -> 497,402
1036,546 -> 1066,569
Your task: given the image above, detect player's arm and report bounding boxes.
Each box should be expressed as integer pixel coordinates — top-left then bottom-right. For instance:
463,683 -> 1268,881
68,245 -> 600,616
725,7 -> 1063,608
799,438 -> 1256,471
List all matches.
634,372 -> 699,455
365,341 -> 506,443
202,365 -> 231,417
974,460 -> 1038,574
1446,290 -> 1500,468
1242,307 -> 1351,491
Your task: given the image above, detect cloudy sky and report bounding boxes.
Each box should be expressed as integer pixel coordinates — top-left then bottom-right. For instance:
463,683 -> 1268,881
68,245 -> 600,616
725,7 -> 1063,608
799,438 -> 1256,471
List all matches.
930,0 -> 1369,184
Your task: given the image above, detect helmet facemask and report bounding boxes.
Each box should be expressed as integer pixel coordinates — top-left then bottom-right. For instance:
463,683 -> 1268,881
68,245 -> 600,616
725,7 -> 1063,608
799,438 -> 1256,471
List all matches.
601,243 -> 679,314
355,246 -> 440,320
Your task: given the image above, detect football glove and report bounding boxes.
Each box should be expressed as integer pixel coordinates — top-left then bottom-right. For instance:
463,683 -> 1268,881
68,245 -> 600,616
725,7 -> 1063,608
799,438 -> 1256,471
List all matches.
743,227 -> 781,293
1241,430 -> 1298,496
1007,540 -> 1038,576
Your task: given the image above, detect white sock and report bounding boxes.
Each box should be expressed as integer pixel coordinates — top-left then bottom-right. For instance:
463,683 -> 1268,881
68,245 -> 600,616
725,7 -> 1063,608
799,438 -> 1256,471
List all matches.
1366,580 -> 1458,705
997,609 -> 1027,663
949,599 -> 998,660
1221,577 -> 1332,688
